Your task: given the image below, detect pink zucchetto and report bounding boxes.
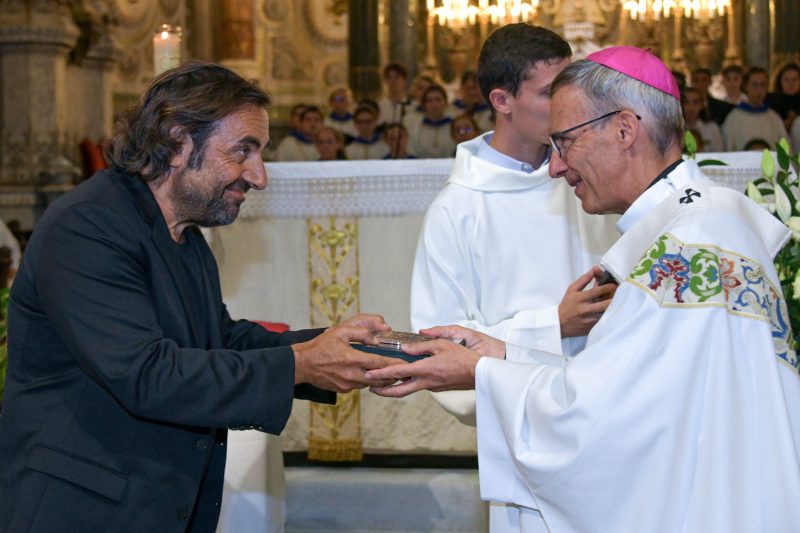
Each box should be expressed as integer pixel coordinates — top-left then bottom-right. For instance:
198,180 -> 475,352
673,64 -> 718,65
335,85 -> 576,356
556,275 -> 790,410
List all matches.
586,46 -> 680,101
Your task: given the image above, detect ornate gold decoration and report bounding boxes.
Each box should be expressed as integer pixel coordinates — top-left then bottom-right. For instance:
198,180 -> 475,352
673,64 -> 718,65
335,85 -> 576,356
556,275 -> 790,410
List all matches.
307,216 -> 362,461
270,35 -> 312,81
218,0 -> 255,60
301,0 -> 347,48
323,61 -> 347,87
261,0 -> 289,21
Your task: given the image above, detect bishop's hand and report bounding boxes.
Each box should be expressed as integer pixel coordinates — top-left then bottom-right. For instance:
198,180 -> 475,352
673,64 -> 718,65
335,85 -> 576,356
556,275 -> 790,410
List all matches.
558,266 -> 617,338
366,336 -> 486,398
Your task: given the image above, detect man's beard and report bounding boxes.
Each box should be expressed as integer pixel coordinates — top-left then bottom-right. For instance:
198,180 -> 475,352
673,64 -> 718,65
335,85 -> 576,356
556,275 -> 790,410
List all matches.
171,167 -> 251,228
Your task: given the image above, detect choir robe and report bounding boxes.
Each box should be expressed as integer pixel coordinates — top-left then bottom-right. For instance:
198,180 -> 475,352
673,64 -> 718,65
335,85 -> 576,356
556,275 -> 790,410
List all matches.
409,117 -> 456,159
450,100 -> 494,133
721,104 -> 788,151
476,160 -> 800,532
344,135 -> 389,160
275,133 -> 317,162
324,113 -> 357,138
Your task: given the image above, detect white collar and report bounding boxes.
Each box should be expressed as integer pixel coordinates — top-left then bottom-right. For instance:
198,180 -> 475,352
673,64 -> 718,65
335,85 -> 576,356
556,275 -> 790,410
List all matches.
616,159 -> 707,234
475,132 -> 547,174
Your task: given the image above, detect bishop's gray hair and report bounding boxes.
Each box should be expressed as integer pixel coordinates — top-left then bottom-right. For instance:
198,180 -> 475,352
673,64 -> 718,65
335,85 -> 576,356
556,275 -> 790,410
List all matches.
550,59 -> 683,155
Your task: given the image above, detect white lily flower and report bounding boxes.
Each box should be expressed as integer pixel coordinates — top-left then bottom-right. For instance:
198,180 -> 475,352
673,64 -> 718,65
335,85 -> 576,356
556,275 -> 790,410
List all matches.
747,182 -> 764,205
789,217 -> 800,240
761,149 -> 775,182
780,138 -> 792,157
776,185 -> 792,223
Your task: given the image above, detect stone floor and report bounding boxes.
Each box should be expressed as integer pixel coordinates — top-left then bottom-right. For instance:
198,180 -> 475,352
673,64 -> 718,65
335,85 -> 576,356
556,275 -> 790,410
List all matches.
285,467 -> 487,533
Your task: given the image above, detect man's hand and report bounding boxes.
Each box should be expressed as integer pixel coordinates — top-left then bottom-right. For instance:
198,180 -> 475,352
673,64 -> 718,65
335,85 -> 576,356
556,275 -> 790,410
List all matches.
338,313 -> 392,333
292,322 -> 402,393
558,266 -> 617,338
365,339 -> 482,398
419,325 -> 505,358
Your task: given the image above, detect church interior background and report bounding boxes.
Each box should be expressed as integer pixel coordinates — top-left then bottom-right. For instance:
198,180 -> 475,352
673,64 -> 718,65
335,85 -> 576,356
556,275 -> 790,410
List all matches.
0,1 -> 798,531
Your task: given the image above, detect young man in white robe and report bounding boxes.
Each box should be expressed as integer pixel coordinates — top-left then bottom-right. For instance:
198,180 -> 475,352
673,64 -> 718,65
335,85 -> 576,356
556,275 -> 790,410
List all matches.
373,46 -> 800,532
409,23 -> 618,531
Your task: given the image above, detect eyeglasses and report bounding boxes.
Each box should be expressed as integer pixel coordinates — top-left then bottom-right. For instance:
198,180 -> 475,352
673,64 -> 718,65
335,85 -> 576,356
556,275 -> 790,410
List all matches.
549,110 -> 641,159
455,127 -> 475,135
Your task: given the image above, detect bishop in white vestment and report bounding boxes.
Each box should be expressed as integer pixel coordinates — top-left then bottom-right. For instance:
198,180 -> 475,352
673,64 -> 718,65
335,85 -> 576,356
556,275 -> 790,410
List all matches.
370,47 -> 800,532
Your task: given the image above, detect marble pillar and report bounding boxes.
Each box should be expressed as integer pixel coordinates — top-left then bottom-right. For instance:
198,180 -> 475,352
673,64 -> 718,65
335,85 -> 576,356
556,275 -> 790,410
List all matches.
744,0 -> 770,70
188,0 -> 215,61
772,0 -> 800,68
0,0 -> 79,191
67,10 -> 117,147
217,0 -> 259,80
387,0 -> 418,81
348,0 -> 381,101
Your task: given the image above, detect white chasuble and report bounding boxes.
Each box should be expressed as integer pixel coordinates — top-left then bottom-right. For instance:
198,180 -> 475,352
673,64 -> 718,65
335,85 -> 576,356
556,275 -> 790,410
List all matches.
476,160 -> 800,532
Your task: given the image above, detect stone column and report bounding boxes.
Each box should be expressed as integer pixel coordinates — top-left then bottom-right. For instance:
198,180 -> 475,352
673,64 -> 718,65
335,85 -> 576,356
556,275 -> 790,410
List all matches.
387,0 -> 418,81
772,0 -> 800,69
348,0 -> 381,101
744,0 -> 770,69
0,0 -> 79,190
79,33 -> 116,141
188,0 -> 215,61
216,0 -> 259,80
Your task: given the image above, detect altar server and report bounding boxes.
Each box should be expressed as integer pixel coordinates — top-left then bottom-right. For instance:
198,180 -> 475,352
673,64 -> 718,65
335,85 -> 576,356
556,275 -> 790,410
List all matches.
373,47 -> 800,532
324,87 -> 357,138
450,71 -> 493,133
722,66 -> 788,151
345,104 -> 389,160
409,85 -> 455,158
409,24 -> 618,531
276,106 -> 323,161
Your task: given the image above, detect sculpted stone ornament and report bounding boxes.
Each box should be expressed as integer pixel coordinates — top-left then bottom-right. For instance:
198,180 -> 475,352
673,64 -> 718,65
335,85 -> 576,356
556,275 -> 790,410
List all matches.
261,0 -> 288,21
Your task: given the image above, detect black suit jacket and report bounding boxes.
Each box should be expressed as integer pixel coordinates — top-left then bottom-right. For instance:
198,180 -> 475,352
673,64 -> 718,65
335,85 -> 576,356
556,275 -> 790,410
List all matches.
0,170 -> 333,532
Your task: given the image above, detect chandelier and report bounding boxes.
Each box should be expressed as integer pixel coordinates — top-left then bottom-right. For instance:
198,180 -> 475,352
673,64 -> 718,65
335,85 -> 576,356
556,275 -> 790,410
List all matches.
426,0 -> 540,28
621,0 -> 678,20
677,0 -> 730,19
621,0 -> 730,21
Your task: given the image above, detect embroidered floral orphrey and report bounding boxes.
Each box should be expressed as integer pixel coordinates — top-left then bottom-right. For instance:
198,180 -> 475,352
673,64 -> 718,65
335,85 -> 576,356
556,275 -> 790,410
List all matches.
628,233 -> 798,375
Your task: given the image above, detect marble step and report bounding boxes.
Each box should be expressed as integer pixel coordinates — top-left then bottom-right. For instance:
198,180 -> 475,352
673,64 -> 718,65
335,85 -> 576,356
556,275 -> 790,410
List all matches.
285,466 -> 487,533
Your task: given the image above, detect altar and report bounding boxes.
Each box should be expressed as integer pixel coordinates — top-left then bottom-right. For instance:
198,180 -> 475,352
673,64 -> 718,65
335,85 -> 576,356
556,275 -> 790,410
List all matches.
211,153 -> 765,532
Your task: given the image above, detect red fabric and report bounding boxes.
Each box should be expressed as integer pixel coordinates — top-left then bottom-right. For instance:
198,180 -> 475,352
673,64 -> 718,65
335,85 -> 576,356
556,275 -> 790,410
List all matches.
254,321 -> 290,333
79,138 -> 107,180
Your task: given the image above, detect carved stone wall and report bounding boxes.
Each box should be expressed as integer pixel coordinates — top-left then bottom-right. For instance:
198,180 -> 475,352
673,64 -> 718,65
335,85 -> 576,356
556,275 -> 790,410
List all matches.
257,0 -> 348,125
109,0 -> 187,107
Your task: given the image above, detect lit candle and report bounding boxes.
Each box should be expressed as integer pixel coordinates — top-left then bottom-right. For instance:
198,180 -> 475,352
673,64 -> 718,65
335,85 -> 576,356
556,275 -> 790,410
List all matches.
153,24 -> 181,76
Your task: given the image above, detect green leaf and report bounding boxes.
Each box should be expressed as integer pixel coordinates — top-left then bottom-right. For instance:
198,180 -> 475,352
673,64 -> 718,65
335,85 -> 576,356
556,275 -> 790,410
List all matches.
697,159 -> 728,167
762,149 -> 776,181
684,131 -> 697,157
778,180 -> 799,213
